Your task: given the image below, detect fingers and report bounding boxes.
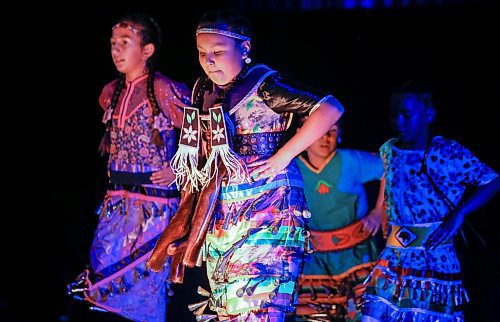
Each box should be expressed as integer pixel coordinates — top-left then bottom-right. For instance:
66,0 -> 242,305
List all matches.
265,173 -> 278,184
362,218 -> 376,235
424,229 -> 443,250
247,160 -> 267,168
150,169 -> 172,185
251,166 -> 277,182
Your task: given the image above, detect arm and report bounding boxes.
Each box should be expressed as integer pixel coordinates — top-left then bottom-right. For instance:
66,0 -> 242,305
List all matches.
424,176 -> 500,249
362,177 -> 386,236
250,98 -> 343,182
156,77 -> 191,130
167,82 -> 190,129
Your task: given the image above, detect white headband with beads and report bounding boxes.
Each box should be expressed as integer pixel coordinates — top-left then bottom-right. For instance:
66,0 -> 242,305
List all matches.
196,28 -> 250,41
112,22 -> 140,35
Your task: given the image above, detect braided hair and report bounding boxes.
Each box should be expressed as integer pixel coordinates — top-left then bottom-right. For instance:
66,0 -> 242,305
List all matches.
101,13 -> 165,153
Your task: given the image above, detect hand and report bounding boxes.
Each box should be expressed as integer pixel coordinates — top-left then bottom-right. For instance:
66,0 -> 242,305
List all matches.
361,207 -> 383,236
248,151 -> 294,184
150,166 -> 176,186
424,212 -> 465,250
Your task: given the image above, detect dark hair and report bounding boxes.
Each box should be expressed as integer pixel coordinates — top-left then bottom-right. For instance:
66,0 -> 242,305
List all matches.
391,80 -> 434,110
104,13 -> 165,148
197,9 -> 253,42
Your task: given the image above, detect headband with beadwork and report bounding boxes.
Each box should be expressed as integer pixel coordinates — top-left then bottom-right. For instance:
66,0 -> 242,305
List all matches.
112,22 -> 140,35
196,27 -> 250,41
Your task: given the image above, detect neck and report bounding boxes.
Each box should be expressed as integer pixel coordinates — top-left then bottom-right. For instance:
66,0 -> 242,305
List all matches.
307,150 -> 337,169
126,68 -> 148,83
398,132 -> 430,150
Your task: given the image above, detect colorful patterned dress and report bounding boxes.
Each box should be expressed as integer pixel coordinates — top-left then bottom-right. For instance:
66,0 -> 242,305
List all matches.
295,149 -> 383,322
186,64 -> 344,322
69,72 -> 190,322
362,136 -> 498,322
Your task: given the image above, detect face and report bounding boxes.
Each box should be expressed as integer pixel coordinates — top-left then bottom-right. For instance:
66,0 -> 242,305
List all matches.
390,93 -> 433,145
110,24 -> 151,80
306,124 -> 339,159
196,33 -> 247,86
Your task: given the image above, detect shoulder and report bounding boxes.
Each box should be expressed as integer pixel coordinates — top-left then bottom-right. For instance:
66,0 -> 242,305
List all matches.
431,136 -> 466,159
101,79 -> 120,95
99,79 -> 120,108
380,138 -> 397,154
154,72 -> 191,95
154,72 -> 183,88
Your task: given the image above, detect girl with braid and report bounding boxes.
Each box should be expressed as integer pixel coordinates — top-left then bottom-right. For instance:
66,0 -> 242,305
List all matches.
67,13 -> 190,322
146,9 -> 344,322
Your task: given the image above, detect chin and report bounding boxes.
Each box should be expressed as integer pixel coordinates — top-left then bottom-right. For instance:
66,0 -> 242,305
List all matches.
211,78 -> 229,86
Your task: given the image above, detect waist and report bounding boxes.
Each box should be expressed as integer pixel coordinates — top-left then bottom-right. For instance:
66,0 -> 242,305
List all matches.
387,222 -> 452,249
310,219 -> 372,252
233,132 -> 284,156
109,171 -> 153,185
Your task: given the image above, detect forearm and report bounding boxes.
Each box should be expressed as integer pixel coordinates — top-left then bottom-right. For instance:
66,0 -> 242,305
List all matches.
276,100 -> 343,159
455,176 -> 500,217
375,177 -> 386,209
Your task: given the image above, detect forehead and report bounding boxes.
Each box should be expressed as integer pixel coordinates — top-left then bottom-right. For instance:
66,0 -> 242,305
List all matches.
391,93 -> 427,112
111,26 -> 141,40
196,33 -> 237,48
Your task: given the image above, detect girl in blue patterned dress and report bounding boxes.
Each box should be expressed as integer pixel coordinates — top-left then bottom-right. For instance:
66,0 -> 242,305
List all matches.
361,80 -> 499,322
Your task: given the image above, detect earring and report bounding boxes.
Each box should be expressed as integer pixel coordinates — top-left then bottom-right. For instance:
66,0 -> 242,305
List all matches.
338,137 -> 342,144
244,57 -> 252,64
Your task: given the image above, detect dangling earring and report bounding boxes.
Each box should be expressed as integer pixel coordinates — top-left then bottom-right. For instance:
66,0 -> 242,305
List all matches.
338,137 -> 342,144
244,57 -> 252,64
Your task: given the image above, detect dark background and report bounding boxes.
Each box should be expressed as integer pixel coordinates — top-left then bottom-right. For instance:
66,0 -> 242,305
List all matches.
10,0 -> 499,321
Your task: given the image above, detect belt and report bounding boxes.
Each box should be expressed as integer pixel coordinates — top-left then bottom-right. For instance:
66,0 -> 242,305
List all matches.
386,222 -> 452,249
233,132 -> 284,156
310,219 -> 372,252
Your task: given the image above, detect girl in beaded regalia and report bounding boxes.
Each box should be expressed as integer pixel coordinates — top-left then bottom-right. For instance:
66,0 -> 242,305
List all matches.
146,9 -> 345,322
67,13 -> 190,322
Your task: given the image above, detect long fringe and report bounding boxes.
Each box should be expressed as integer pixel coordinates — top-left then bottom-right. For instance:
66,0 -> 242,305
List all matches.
170,145 -> 205,192
202,145 -> 250,188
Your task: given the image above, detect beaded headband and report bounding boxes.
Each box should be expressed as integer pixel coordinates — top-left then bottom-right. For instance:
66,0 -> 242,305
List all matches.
112,22 -> 140,35
196,27 -> 250,41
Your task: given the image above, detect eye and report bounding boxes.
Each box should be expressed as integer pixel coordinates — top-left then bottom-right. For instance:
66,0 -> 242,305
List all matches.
199,51 -> 206,57
214,51 -> 223,55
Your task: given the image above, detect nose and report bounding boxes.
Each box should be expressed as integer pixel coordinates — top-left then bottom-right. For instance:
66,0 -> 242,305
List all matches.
205,53 -> 215,66
111,44 -> 120,55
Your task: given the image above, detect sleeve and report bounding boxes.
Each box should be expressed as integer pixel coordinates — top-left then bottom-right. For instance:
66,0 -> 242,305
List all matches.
444,139 -> 498,187
353,150 -> 385,183
155,77 -> 191,116
98,79 -> 118,110
379,139 -> 393,175
257,73 -> 343,115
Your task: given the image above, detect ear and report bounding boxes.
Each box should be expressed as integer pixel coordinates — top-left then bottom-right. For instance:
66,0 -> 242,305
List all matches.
425,108 -> 436,124
241,40 -> 251,59
142,43 -> 155,60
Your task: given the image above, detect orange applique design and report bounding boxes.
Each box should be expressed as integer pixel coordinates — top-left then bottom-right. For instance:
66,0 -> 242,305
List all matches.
315,180 -> 332,194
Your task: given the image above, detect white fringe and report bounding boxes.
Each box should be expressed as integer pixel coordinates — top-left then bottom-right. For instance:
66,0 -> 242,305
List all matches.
202,145 -> 250,188
170,145 -> 205,192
